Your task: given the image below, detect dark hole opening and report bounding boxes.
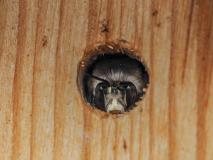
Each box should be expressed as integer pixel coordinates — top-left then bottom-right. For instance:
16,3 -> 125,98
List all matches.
80,48 -> 149,115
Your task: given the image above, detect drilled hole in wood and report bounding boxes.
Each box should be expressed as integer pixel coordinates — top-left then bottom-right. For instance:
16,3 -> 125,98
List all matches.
77,43 -> 149,115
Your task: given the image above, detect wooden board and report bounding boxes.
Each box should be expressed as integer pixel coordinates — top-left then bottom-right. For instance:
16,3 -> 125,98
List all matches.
0,0 -> 212,159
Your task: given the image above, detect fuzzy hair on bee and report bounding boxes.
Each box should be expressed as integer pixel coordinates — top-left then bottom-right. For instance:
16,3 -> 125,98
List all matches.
84,53 -> 148,114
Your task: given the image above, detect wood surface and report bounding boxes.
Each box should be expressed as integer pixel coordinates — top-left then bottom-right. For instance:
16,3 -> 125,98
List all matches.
0,0 -> 213,160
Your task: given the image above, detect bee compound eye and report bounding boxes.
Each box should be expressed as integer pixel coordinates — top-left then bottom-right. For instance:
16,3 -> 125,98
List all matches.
97,82 -> 109,91
120,82 -> 129,89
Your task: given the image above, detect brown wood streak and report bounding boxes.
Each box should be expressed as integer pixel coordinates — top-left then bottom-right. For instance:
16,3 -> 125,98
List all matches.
196,0 -> 213,160
181,0 -> 195,84
0,1 -> 7,51
53,0 -> 63,159
31,1 -> 39,159
0,0 -> 18,159
130,115 -> 133,159
86,0 -> 99,46
31,0 -> 59,159
82,105 -> 93,160
12,0 -> 28,159
113,119 -> 118,160
54,0 -> 88,158
31,1 -> 40,158
82,0 -> 99,159
133,0 -> 139,49
106,0 -> 113,41
149,0 -> 159,159
169,0 -> 177,159
150,0 -> 172,158
149,0 -> 155,158
205,17 -> 213,159
169,0 -> 195,159
119,0 -> 123,40
106,0 -> 122,41
101,119 -> 106,160
136,0 -> 152,156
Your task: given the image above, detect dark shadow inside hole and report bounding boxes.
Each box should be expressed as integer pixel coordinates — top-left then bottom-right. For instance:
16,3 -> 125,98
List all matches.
82,52 -> 149,114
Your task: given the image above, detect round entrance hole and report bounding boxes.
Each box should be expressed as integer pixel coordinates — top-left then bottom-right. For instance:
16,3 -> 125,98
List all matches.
77,43 -> 149,115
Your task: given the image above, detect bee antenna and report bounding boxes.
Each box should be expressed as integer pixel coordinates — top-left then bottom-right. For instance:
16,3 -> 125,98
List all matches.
85,73 -> 109,84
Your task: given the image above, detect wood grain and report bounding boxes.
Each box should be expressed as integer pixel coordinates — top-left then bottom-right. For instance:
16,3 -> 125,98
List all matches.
0,0 -> 212,160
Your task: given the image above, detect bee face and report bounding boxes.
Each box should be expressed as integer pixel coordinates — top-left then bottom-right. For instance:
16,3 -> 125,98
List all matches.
92,80 -> 138,114
83,53 -> 149,114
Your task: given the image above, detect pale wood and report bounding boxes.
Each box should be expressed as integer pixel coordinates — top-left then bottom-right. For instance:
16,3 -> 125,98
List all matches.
0,0 -> 213,160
